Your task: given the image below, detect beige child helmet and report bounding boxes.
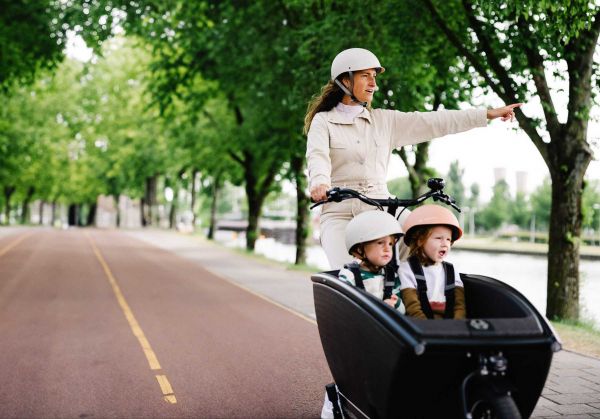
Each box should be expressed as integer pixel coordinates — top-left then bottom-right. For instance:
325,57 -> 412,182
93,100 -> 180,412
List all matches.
330,48 -> 385,81
402,204 -> 463,245
345,210 -> 402,254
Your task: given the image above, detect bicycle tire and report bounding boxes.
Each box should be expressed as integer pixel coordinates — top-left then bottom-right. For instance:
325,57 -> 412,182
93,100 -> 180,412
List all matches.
490,394 -> 521,419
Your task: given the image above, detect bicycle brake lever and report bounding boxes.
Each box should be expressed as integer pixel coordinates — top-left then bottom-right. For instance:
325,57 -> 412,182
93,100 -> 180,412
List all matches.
432,194 -> 462,212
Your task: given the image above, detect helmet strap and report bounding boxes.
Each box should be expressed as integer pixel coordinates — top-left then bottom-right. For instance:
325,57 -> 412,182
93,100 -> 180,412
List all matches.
334,72 -> 367,107
354,245 -> 383,273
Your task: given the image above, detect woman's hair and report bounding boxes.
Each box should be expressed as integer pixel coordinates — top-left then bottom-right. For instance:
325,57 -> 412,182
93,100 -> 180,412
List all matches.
408,226 -> 437,266
303,79 -> 345,135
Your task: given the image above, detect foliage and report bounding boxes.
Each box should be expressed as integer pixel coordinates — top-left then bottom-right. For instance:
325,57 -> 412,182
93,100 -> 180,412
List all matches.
407,0 -> 600,320
445,161 -> 466,208
478,179 -> 511,230
530,178 -> 552,230
509,192 -> 531,229
0,1 -> 63,88
387,177 -> 413,200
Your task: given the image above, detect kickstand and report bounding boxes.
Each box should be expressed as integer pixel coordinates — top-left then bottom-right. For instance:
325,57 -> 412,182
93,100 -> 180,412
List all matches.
325,383 -> 343,419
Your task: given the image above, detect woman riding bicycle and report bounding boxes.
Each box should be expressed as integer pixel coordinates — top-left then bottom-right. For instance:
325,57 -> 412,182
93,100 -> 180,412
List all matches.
304,47 -> 521,269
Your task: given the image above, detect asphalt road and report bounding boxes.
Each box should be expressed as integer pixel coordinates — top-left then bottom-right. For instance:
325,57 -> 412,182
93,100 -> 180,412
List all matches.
0,228 -> 330,418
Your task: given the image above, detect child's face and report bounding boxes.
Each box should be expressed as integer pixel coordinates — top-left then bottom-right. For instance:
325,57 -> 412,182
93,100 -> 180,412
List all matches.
423,226 -> 453,264
362,235 -> 396,268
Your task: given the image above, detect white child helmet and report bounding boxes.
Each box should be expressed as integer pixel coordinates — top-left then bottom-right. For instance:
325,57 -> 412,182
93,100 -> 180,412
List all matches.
330,48 -> 385,81
345,210 -> 402,254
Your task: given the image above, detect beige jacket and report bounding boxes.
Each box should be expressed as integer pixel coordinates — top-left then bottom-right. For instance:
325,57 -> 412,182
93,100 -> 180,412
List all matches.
306,107 -> 487,191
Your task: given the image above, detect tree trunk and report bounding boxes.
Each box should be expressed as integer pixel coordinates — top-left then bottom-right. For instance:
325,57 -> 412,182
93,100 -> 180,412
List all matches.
190,169 -> 199,231
245,186 -> 262,251
143,176 -> 158,226
146,175 -> 158,226
207,173 -> 221,240
86,202 -> 97,226
239,151 -> 275,251
51,200 -> 57,226
113,194 -> 121,228
545,137 -> 591,320
3,185 -> 15,225
68,204 -> 79,226
20,186 -> 35,224
396,142 -> 433,198
140,198 -> 147,227
292,155 -> 308,265
38,200 -> 44,225
168,200 -> 176,229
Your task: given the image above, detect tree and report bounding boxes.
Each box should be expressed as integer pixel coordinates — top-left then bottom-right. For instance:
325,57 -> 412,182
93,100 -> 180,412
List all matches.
387,177 -> 413,200
531,178 -> 552,231
0,1 -> 63,89
510,192 -> 531,229
478,179 -> 511,230
582,179 -> 600,230
446,160 -> 467,208
408,0 -> 600,320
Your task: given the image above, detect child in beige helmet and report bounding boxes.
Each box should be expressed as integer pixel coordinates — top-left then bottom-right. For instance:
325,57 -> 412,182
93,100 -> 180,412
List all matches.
399,204 -> 466,319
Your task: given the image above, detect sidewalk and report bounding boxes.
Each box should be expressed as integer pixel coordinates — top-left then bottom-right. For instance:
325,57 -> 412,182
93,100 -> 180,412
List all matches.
125,229 -> 600,419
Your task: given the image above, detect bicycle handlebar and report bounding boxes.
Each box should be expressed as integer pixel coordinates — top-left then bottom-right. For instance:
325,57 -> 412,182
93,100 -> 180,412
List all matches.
310,178 -> 461,213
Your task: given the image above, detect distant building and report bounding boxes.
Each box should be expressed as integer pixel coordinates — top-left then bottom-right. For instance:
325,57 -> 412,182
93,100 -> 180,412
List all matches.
516,171 -> 528,195
494,167 -> 507,183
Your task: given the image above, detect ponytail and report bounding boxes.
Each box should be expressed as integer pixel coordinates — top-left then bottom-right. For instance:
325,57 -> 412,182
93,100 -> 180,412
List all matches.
303,80 -> 344,135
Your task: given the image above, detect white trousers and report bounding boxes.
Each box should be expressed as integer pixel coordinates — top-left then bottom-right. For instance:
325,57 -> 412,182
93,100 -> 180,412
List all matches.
319,197 -> 411,270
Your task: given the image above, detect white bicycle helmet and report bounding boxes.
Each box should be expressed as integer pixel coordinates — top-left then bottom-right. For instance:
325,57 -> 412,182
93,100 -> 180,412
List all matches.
330,48 -> 385,81
345,210 -> 402,254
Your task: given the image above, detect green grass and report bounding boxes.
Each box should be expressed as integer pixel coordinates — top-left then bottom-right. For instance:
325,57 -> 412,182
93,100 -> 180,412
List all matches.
550,319 -> 600,358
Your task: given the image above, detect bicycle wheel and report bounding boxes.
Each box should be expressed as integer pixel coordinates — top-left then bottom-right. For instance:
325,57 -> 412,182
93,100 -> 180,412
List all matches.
471,394 -> 521,419
489,394 -> 521,419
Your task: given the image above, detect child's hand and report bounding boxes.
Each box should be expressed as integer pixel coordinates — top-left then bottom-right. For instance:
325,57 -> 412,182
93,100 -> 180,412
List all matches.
384,294 -> 398,307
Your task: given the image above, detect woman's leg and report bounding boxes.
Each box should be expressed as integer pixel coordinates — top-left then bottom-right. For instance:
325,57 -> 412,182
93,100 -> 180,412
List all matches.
319,200 -> 354,270
320,215 -> 353,269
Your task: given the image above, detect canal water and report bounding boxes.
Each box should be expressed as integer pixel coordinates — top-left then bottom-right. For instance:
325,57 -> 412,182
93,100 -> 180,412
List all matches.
216,231 -> 600,328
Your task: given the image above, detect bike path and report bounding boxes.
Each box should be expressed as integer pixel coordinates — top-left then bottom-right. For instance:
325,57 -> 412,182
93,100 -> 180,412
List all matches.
125,228 -> 600,419
0,228 -> 330,418
0,228 -> 187,418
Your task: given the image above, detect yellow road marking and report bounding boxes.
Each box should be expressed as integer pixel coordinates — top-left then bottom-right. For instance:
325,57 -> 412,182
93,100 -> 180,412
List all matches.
0,232 -> 34,258
86,232 -> 176,403
156,375 -> 177,404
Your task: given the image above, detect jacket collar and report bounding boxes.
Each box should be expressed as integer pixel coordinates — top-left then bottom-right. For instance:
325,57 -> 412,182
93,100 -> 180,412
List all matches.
326,105 -> 372,125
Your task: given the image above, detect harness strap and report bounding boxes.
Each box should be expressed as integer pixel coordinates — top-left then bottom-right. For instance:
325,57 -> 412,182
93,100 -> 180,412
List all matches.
443,262 -> 456,319
407,256 -> 434,319
382,264 -> 395,300
407,256 -> 457,319
343,262 -> 365,290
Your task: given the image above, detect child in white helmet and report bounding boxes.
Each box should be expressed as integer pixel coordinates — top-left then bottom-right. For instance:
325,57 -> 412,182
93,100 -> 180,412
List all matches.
339,210 -> 403,308
321,209 -> 403,419
398,204 -> 466,319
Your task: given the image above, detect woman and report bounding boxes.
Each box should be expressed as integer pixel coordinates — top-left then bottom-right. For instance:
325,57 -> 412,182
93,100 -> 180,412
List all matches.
304,47 -> 520,270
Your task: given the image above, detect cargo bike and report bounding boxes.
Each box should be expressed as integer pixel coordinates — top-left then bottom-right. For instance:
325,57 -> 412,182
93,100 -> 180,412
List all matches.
310,178 -> 561,419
